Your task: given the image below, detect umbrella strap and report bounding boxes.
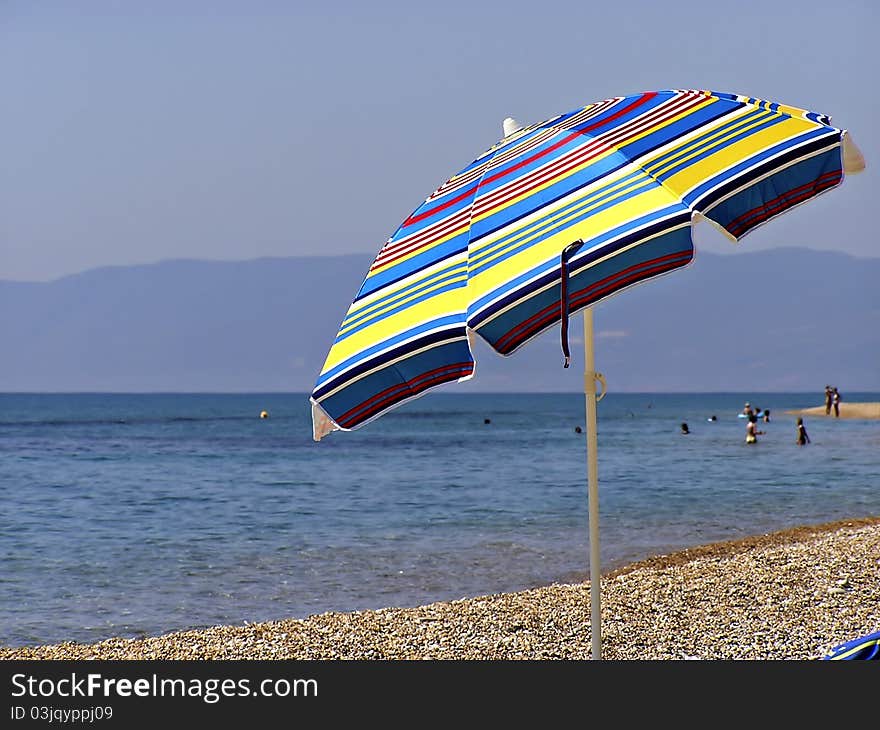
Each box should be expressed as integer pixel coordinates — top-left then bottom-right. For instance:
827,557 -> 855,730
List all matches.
560,239 -> 585,368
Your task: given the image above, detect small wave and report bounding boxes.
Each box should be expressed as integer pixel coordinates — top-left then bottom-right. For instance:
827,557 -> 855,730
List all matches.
0,414 -> 281,428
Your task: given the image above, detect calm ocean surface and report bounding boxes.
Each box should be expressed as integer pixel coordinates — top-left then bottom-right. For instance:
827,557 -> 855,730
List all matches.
2,391 -> 878,647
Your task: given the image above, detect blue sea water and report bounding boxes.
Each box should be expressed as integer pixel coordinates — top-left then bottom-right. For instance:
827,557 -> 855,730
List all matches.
1,391 -> 878,648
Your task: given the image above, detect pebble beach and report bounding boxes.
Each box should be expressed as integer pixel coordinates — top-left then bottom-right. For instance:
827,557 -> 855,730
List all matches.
3,516 -> 878,661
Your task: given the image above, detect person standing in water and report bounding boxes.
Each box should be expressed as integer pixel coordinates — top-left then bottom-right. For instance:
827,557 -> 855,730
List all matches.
745,414 -> 760,444
796,417 -> 810,446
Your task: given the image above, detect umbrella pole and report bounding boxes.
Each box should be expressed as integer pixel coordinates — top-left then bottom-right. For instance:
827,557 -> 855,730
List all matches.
582,308 -> 602,659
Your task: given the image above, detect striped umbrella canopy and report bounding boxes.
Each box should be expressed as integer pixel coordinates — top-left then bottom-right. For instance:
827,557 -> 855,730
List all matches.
309,89 -> 864,659
823,630 -> 880,660
311,89 -> 863,440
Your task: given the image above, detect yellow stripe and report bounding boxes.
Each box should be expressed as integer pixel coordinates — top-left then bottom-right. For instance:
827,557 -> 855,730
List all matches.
468,95 -> 715,231
660,116 -> 818,195
831,639 -> 879,660
643,108 -> 775,179
470,164 -> 642,262
320,285 -> 468,374
470,174 -> 656,275
467,185 -> 680,302
369,220 -> 470,275
468,97 -> 715,268
339,269 -> 468,338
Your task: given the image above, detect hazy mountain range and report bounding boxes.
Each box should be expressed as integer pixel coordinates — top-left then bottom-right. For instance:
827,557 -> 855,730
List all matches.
1,247 -> 878,394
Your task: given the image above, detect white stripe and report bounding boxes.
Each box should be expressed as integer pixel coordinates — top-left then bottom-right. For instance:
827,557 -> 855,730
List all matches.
348,252 -> 468,310
470,93 -> 710,218
317,328 -> 470,401
469,209 -> 690,325
695,134 -> 840,211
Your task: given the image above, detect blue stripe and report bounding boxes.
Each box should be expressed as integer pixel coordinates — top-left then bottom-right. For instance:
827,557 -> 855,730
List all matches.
641,107 -> 771,174
474,226 -> 693,349
338,363 -> 470,426
477,124 -> 552,162
469,94 -> 674,203
705,148 -> 842,236
315,314 -> 467,388
468,211 -> 691,330
317,339 -> 474,425
469,173 -> 656,277
338,278 -> 467,343
393,182 -> 479,235
466,97 -> 735,247
357,234 -> 469,298
342,262 -> 467,334
654,115 -> 787,182
685,127 -> 839,207
467,204 -> 687,318
468,148 -> 637,242
611,98 -> 740,164
470,171 -> 650,272
565,92 -> 671,138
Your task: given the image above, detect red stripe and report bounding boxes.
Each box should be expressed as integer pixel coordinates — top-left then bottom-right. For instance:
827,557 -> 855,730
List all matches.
382,93 -> 685,272
379,209 -> 470,259
337,362 -> 474,427
495,249 -> 690,350
428,99 -> 620,201
471,94 -> 703,219
370,211 -> 468,271
728,170 -> 840,229
727,170 -> 841,237
404,94 -> 659,229
494,250 -> 692,352
502,254 -> 689,352
430,128 -> 558,199
473,99 -> 681,214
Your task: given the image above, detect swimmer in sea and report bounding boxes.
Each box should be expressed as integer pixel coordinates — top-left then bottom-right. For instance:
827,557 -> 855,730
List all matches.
745,414 -> 764,444
796,417 -> 810,446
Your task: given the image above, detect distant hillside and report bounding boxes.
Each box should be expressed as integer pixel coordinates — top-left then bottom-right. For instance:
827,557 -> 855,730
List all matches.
1,248 -> 878,393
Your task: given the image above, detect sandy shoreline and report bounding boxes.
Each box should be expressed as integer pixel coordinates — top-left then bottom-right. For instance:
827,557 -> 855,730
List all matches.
3,516 -> 879,660
784,401 -> 880,420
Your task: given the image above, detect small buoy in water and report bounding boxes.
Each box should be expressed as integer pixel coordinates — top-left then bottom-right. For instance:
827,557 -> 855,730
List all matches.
260,410 -> 269,419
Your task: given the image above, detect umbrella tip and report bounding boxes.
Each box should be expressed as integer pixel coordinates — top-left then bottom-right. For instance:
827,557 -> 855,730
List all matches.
842,131 -> 866,174
502,117 -> 524,137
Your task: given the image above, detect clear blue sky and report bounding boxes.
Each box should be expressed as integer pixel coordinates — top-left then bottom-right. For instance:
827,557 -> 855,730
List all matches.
2,0 -> 877,281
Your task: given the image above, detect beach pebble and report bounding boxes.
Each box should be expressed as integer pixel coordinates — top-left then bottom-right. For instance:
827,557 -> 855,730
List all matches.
2,518 -> 878,661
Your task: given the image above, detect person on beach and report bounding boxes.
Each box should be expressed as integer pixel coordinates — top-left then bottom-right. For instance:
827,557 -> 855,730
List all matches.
796,417 -> 810,446
742,402 -> 754,418
825,385 -> 833,415
832,387 -> 841,418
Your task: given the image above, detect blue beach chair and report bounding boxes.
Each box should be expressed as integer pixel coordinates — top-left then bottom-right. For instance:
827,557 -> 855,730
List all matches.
822,630 -> 880,660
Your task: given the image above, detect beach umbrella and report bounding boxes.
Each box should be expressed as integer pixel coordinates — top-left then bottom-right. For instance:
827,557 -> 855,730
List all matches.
822,630 -> 880,660
309,89 -> 865,659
